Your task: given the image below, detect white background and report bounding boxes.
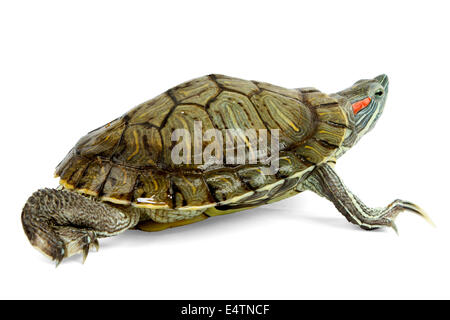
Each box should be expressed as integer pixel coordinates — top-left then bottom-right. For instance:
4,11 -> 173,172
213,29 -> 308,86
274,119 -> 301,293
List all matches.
1,0 -> 449,299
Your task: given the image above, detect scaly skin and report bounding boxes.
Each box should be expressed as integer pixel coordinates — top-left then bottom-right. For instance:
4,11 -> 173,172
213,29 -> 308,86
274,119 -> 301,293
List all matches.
22,188 -> 139,265
303,163 -> 434,232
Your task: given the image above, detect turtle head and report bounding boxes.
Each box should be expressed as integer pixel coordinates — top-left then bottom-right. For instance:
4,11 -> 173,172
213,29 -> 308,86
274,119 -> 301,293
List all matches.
333,74 -> 389,150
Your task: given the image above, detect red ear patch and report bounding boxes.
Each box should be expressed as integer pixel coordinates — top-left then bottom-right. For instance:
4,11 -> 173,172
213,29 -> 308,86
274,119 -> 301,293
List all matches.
352,97 -> 371,114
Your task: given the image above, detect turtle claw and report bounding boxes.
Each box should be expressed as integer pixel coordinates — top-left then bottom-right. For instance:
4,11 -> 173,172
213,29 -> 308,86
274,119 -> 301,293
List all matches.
390,221 -> 399,235
55,257 -> 63,268
82,233 -> 94,263
82,249 -> 89,263
349,199 -> 433,233
54,247 -> 65,267
48,227 -> 99,264
82,244 -> 90,264
394,200 -> 435,227
374,199 -> 434,233
93,238 -> 100,252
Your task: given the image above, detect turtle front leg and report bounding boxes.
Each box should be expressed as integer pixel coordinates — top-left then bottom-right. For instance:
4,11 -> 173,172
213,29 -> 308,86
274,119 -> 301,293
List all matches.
303,163 -> 433,232
21,188 -> 140,265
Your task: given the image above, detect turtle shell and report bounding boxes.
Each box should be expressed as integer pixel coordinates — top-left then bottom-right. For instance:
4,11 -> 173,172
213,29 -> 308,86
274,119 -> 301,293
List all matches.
55,74 -> 348,210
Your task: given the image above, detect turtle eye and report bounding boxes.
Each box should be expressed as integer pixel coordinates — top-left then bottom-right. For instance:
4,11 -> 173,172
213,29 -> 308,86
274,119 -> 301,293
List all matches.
374,89 -> 384,97
352,97 -> 371,115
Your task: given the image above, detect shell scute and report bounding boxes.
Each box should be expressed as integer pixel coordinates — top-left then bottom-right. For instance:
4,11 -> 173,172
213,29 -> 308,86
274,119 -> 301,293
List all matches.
204,170 -> 253,203
208,91 -> 267,131
294,139 -> 336,164
75,117 -> 126,159
315,104 -> 348,127
101,165 -> 138,204
112,125 -> 162,167
236,166 -> 277,190
315,122 -> 347,147
76,158 -> 112,196
254,81 -> 302,100
133,171 -> 172,208
276,152 -> 310,178
56,151 -> 90,189
171,75 -> 220,105
160,104 -> 217,170
214,74 -> 260,96
128,93 -> 175,127
171,174 -> 215,209
250,90 -> 315,149
301,90 -> 339,107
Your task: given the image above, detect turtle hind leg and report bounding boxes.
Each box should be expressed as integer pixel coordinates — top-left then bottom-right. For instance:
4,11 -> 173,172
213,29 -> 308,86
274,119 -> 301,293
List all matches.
21,188 -> 139,265
303,163 -> 434,232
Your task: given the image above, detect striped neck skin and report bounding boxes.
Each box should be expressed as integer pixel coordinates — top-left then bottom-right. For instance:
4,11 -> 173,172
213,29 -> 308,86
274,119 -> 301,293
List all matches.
331,74 -> 389,158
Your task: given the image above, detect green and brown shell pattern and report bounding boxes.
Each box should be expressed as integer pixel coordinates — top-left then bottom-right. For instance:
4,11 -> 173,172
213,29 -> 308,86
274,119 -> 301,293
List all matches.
55,74 -> 348,222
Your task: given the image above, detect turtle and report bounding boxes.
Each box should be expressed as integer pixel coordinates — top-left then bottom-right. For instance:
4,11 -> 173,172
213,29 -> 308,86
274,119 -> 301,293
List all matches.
21,74 -> 433,265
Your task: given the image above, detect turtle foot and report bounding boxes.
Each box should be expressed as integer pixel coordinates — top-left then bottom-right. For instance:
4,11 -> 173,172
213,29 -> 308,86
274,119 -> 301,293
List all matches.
361,199 -> 435,233
304,164 -> 434,233
53,227 -> 99,265
25,225 -> 99,266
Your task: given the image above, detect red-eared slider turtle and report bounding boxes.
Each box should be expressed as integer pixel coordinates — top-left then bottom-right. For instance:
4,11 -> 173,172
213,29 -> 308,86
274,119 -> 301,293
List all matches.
22,74 -> 432,264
